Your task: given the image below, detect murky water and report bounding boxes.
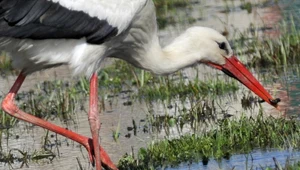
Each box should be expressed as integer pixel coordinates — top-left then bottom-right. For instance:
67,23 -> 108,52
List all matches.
1,0 -> 300,170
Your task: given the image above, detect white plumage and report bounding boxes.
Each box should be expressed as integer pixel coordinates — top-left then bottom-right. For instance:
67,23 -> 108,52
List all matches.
0,0 -> 231,77
0,0 -> 151,76
51,0 -> 147,32
0,1 -> 279,170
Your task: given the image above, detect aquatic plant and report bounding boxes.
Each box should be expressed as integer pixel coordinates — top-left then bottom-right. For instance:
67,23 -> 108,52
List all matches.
137,75 -> 238,102
234,16 -> 300,68
283,160 -> 300,170
0,109 -> 18,129
18,80 -> 84,122
118,112 -> 300,169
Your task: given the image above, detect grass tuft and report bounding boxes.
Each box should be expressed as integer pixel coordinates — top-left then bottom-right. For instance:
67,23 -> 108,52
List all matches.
118,112 -> 300,169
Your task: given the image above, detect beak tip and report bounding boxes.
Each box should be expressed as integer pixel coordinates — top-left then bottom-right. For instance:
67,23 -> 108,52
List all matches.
270,98 -> 281,106
267,98 -> 281,110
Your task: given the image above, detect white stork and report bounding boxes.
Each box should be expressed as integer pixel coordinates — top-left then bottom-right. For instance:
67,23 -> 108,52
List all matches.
0,0 -> 279,170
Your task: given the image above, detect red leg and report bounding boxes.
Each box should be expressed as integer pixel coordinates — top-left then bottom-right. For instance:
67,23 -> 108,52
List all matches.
88,73 -> 101,170
1,72 -> 118,170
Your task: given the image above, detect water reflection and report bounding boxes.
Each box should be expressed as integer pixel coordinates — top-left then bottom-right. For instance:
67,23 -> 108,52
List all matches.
274,65 -> 300,116
280,0 -> 300,29
261,4 -> 282,38
167,149 -> 300,170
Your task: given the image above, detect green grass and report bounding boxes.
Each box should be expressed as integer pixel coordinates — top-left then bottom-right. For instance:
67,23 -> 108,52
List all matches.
0,109 -> 18,129
0,79 -> 88,133
83,59 -> 240,105
153,0 -> 195,29
137,76 -> 238,102
118,112 -> 300,169
233,16 -> 300,68
283,161 -> 300,170
18,80 -> 84,122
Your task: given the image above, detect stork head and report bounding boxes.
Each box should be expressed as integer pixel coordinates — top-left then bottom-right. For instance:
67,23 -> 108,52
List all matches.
180,27 -> 280,107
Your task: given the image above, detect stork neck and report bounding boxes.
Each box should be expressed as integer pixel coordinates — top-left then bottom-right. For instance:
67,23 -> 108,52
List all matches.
143,36 -> 198,75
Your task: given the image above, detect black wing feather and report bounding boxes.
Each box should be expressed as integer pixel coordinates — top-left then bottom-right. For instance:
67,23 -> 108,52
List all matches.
4,0 -> 38,25
0,0 -> 118,44
17,0 -> 51,26
0,0 -> 17,14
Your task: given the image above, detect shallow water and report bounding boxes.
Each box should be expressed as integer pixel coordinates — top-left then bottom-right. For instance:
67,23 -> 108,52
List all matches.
167,149 -> 300,170
0,0 -> 300,170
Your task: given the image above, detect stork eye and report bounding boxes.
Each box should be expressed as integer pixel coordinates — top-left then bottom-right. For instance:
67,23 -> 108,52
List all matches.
217,42 -> 226,50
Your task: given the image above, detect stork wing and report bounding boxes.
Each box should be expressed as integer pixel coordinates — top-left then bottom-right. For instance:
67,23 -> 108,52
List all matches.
0,0 -> 147,44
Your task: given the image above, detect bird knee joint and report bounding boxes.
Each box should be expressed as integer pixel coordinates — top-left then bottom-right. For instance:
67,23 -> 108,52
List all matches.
88,117 -> 100,129
88,116 -> 97,122
1,99 -> 19,114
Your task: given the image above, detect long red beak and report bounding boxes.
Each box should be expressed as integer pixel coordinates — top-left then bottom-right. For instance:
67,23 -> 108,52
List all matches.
206,56 -> 280,108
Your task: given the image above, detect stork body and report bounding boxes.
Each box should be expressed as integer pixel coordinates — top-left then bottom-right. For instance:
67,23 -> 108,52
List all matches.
0,0 -> 279,170
0,0 -> 151,76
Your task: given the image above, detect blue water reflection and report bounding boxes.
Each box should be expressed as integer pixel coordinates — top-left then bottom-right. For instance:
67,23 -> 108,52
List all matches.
167,149 -> 300,170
